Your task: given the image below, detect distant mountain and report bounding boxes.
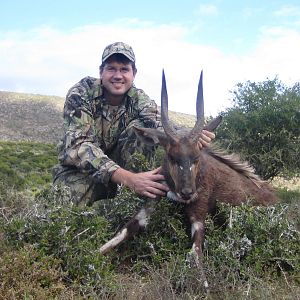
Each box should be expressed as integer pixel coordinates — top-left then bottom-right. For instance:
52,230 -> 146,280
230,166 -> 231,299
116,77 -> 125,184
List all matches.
0,91 -> 196,144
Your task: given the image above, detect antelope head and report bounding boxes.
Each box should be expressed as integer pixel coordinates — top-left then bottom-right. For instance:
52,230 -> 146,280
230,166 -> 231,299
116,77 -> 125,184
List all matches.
134,70 -> 222,203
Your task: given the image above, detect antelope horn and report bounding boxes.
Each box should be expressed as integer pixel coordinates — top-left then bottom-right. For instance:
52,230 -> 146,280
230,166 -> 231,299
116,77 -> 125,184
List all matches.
161,70 -> 178,141
190,71 -> 205,141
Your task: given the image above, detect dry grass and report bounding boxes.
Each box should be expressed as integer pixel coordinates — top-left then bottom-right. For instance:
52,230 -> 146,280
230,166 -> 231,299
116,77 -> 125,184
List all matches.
272,176 -> 300,191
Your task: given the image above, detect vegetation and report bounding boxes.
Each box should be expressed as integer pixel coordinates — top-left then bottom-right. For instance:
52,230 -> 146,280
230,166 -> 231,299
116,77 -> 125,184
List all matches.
0,87 -> 299,299
0,141 -> 57,192
217,78 -> 300,180
0,141 -> 299,299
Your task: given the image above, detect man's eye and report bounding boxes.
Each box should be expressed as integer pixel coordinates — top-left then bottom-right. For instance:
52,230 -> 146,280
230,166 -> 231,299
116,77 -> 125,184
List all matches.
121,68 -> 129,73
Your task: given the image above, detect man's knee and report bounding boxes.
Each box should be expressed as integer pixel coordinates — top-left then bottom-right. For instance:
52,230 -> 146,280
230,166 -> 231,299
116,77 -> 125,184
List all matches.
52,165 -> 116,206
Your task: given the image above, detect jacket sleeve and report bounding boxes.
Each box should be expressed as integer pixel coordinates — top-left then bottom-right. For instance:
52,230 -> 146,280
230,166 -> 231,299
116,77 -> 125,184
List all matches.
58,78 -> 120,185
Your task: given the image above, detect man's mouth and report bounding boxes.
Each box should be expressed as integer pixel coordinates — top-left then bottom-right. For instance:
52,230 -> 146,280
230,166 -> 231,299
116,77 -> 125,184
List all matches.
112,82 -> 124,87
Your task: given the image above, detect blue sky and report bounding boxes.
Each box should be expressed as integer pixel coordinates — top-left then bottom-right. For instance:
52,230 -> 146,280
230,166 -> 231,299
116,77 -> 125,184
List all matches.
1,0 -> 300,115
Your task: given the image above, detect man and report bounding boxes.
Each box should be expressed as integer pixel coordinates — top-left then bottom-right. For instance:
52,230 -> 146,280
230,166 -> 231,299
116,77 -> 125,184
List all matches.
53,42 -> 214,206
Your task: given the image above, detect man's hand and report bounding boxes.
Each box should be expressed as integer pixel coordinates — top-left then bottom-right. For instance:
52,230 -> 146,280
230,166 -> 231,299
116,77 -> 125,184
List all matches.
197,130 -> 215,149
111,167 -> 169,199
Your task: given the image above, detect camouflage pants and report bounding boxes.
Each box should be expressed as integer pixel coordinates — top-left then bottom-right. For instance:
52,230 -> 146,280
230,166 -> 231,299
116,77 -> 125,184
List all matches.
52,126 -> 155,206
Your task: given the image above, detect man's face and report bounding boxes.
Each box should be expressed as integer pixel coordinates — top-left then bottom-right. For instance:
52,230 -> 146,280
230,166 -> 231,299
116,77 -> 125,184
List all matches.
100,59 -> 136,103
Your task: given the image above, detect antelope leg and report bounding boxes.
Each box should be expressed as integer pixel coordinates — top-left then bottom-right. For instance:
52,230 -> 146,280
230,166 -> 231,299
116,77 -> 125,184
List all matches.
100,200 -> 157,255
190,219 -> 209,291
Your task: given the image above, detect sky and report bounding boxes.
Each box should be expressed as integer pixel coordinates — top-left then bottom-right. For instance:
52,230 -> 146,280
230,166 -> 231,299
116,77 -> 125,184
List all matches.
1,0 -> 300,116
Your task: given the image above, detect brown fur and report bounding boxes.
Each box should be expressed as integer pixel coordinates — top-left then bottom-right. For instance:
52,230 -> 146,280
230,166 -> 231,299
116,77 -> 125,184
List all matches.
196,146 -> 277,206
162,133 -> 278,207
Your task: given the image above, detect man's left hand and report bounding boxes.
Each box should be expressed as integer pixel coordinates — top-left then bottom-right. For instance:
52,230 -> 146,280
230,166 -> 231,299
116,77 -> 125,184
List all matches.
198,130 -> 215,149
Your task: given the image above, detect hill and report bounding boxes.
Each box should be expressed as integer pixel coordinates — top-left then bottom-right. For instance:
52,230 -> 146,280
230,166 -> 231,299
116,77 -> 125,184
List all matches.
0,91 -> 64,144
0,90 -> 196,144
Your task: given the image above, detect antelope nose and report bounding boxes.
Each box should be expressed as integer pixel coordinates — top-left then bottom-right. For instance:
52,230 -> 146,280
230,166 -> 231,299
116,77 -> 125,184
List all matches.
181,188 -> 193,200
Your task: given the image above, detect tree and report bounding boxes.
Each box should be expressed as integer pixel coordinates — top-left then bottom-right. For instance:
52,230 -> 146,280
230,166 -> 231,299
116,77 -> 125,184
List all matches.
216,77 -> 300,180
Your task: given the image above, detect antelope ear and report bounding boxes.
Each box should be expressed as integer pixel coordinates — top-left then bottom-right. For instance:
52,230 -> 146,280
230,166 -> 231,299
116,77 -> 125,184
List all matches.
133,126 -> 168,146
204,115 -> 222,132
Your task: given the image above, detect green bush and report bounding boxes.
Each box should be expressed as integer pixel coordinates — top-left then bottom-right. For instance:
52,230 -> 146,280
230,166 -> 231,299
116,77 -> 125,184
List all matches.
1,143 -> 299,298
2,186 -> 117,294
205,203 -> 300,279
217,78 -> 300,179
0,141 -> 57,190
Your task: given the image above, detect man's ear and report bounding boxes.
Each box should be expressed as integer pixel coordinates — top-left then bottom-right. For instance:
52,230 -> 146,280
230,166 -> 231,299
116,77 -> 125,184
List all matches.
133,67 -> 137,77
133,126 -> 168,146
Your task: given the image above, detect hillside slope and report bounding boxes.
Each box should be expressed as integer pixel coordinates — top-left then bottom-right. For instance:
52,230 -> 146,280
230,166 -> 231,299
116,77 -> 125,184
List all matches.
0,90 -> 196,144
0,91 -> 64,144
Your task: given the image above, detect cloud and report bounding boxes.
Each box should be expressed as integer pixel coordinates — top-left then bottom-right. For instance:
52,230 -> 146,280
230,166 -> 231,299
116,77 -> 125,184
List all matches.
273,5 -> 300,17
194,4 -> 219,16
243,26 -> 300,84
0,19 -> 299,117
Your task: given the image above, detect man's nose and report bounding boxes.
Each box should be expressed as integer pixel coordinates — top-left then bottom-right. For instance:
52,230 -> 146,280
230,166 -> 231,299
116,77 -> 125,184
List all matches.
113,70 -> 123,77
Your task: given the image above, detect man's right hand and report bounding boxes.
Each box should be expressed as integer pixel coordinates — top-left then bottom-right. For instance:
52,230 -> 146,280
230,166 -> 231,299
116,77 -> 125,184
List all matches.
111,167 -> 169,199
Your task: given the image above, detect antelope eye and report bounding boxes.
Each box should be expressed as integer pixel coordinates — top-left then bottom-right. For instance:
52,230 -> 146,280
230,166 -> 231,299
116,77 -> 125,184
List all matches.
192,156 -> 200,164
168,154 -> 176,164
168,155 -> 182,167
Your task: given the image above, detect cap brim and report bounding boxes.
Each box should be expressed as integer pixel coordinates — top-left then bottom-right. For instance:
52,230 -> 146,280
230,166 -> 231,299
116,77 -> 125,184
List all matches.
102,52 -> 135,63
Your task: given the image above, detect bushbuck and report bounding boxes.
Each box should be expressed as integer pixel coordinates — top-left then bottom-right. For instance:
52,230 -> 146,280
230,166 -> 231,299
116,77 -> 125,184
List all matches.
99,70 -> 278,289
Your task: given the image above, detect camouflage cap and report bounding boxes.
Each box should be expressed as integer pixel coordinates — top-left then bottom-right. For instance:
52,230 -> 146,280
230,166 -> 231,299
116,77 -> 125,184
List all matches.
102,42 -> 136,63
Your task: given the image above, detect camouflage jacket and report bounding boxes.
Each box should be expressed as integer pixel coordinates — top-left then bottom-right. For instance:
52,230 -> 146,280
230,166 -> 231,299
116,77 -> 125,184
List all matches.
57,76 -> 161,185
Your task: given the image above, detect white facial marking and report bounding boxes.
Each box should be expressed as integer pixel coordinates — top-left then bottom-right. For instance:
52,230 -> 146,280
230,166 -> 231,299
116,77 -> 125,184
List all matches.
167,191 -> 178,201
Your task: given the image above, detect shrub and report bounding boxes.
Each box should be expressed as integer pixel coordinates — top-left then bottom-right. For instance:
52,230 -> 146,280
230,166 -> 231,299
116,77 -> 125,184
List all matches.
1,145 -> 299,298
0,141 -> 57,190
2,185 -> 118,295
0,245 -> 74,300
205,203 -> 300,280
217,78 -> 300,179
